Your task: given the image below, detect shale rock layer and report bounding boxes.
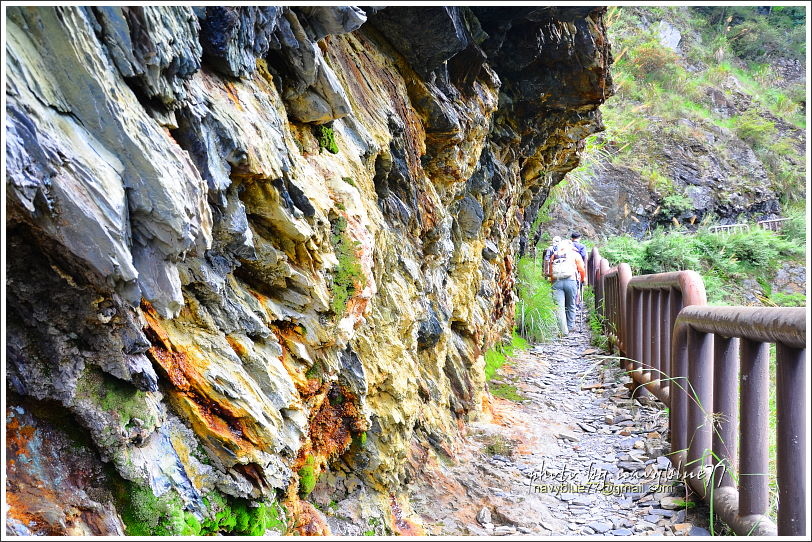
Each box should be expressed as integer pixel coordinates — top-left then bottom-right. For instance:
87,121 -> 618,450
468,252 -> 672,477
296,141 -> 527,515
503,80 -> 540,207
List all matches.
5,6 -> 611,535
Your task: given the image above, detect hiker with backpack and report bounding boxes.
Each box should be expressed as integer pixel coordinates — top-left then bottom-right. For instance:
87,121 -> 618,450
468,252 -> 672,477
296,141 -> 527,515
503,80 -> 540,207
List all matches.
570,232 -> 588,307
547,237 -> 586,336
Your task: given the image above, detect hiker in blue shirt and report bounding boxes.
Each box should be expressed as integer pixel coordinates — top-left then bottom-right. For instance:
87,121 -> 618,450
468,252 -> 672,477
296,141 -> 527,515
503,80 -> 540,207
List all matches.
571,232 -> 587,264
571,232 -> 588,309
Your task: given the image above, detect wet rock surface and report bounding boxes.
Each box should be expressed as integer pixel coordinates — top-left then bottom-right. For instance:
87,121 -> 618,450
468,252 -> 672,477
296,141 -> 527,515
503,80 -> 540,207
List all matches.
6,5 -> 612,535
409,328 -> 713,536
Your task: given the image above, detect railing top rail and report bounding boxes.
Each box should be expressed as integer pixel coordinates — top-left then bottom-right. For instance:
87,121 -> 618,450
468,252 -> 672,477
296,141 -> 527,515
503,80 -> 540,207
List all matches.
627,270 -> 707,304
758,217 -> 790,223
602,263 -> 631,280
675,305 -> 806,348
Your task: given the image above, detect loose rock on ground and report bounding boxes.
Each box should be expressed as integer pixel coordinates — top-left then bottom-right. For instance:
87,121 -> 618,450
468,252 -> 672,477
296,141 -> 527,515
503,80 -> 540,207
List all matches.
409,327 -> 714,536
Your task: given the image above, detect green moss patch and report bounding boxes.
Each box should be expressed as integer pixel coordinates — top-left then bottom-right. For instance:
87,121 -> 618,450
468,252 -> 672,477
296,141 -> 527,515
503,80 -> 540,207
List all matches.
328,216 -> 364,316
490,383 -> 527,402
75,366 -> 157,429
115,481 -> 286,536
314,124 -> 339,154
298,455 -> 317,497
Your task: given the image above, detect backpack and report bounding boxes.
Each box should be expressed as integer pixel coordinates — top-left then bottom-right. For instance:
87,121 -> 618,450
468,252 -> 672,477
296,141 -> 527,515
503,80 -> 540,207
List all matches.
550,243 -> 577,280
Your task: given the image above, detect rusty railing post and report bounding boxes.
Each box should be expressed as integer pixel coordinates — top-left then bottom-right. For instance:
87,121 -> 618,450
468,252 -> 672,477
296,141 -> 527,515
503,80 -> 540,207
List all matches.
659,289 -> 671,395
617,263 -> 631,358
776,343 -> 806,535
713,336 -> 739,489
598,257 -> 610,322
686,326 -> 713,492
671,322 -> 689,467
739,339 -> 770,516
651,290 -> 662,389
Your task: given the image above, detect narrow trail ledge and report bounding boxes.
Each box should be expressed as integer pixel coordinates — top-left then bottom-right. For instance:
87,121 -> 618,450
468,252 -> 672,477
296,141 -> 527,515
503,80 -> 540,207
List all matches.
409,329 -> 714,536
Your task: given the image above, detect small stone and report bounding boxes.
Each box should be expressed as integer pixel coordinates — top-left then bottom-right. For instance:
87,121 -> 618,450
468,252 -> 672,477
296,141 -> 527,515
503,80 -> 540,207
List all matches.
610,528 -> 634,536
578,422 -> 597,433
557,430 -> 580,442
660,496 -> 683,510
477,507 -> 492,525
634,520 -> 657,531
570,494 -> 596,507
633,440 -> 645,449
650,508 -> 674,517
644,514 -> 660,523
672,510 -> 687,523
588,521 -> 612,533
493,526 -> 517,536
618,461 -> 644,472
689,526 -> 711,536
647,431 -> 662,439
540,521 -> 559,531
671,523 -> 692,534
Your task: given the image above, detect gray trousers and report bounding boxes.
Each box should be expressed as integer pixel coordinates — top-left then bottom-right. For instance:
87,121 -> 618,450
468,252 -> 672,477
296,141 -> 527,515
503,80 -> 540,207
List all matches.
552,278 -> 578,334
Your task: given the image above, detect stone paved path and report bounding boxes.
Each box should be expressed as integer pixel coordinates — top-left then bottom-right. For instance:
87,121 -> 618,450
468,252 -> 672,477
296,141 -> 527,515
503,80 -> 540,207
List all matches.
409,327 -> 715,536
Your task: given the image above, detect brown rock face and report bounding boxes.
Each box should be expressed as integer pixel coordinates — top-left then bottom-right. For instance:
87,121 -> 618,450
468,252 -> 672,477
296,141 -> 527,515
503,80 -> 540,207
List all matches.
5,6 -> 612,535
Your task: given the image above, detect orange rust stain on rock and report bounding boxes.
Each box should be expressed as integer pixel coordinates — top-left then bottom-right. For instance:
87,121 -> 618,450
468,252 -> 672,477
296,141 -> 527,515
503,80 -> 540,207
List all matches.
293,500 -> 331,536
140,301 -> 262,455
225,335 -> 248,359
6,414 -> 35,452
222,81 -> 244,111
389,494 -> 425,536
308,383 -> 366,461
5,413 -> 73,535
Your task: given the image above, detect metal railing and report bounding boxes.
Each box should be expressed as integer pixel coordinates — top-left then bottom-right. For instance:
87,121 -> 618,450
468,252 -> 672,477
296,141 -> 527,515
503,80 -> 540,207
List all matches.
708,223 -> 750,234
588,248 -> 807,536
758,217 -> 791,232
703,218 -> 789,235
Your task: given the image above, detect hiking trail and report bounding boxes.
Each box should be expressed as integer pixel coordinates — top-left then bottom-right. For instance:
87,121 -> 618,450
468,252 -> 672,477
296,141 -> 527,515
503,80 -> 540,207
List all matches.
408,327 -> 716,536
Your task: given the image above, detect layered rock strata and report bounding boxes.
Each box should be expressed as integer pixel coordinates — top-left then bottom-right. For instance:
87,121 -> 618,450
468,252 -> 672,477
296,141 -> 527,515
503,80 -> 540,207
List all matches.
5,6 -> 611,535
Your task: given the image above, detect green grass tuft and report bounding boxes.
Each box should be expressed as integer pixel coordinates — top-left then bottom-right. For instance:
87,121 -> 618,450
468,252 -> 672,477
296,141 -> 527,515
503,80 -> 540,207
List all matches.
515,256 -> 559,342
484,331 -> 528,381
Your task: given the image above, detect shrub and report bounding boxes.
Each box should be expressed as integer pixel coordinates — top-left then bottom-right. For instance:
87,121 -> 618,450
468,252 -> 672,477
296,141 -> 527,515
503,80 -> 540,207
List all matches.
584,285 -> 609,350
770,292 -> 806,307
600,234 -> 646,273
483,434 -> 515,456
641,232 -> 702,274
780,206 -> 806,245
661,193 -> 693,217
627,40 -> 681,82
733,109 -> 777,149
116,482 -> 284,536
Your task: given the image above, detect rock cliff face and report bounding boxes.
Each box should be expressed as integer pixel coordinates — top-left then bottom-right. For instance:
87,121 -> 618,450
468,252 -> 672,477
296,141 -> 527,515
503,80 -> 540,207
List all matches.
539,7 -> 805,241
5,6 -> 611,535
